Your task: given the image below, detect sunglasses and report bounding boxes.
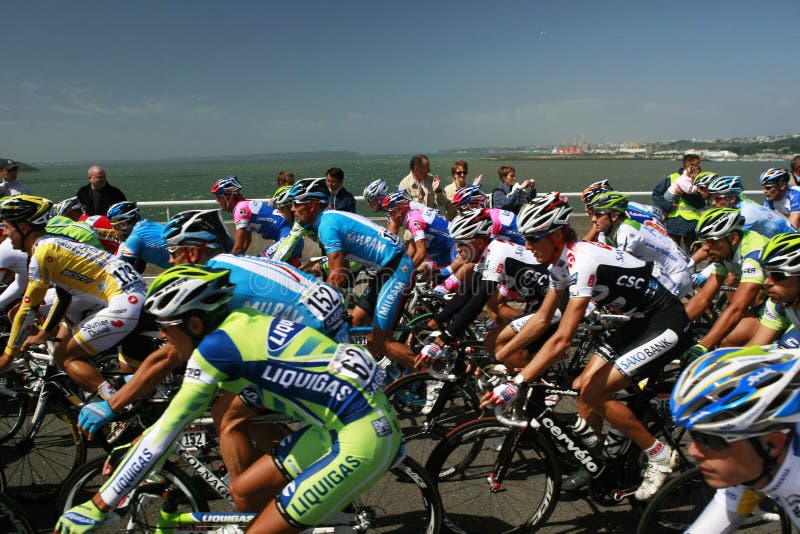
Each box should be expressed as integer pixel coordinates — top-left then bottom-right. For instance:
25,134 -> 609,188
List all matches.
455,171 -> 468,176
155,318 -> 184,332
767,270 -> 789,282
689,430 -> 730,452
524,231 -> 553,244
166,245 -> 192,258
763,185 -> 780,191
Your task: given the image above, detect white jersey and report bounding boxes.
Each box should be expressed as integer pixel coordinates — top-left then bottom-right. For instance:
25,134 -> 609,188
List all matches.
688,424 -> 800,532
0,238 -> 29,309
600,218 -> 691,299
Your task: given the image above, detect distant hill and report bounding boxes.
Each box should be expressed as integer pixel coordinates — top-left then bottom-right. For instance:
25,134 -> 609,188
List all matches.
657,137 -> 800,156
1,159 -> 38,172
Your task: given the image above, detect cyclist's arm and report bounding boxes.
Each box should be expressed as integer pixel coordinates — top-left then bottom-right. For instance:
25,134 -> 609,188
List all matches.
232,227 -> 251,255
2,282 -> 48,359
440,278 -> 498,339
685,273 -> 723,320
747,323 -> 781,346
326,250 -> 349,288
698,281 -> 761,349
107,343 -> 185,413
686,486 -> 756,534
494,287 -> 564,363
40,286 -> 72,334
790,210 -> 800,230
411,239 -> 427,269
518,295 -> 589,382
0,271 -> 24,309
269,223 -> 306,263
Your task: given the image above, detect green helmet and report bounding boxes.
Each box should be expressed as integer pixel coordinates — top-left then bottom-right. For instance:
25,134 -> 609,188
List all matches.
145,264 -> 234,318
695,207 -> 744,240
587,191 -> 629,214
761,233 -> 800,277
273,186 -> 293,209
693,171 -> 718,189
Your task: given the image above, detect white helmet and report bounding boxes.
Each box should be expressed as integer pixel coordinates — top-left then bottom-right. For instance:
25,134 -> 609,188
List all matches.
517,192 -> 572,238
449,208 -> 492,242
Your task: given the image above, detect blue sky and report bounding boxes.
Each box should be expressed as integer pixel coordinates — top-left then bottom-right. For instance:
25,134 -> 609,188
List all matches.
2,1 -> 797,162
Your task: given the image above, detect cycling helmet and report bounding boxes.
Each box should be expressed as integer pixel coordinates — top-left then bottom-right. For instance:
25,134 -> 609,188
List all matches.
708,176 -> 743,196
693,171 -> 718,189
517,192 -> 573,237
272,186 -> 293,209
145,264 -> 235,318
363,179 -> 388,202
449,208 -> 493,242
695,207 -> 744,240
52,196 -> 83,217
760,233 -> 800,277
452,185 -> 488,209
760,168 -> 791,187
107,201 -> 141,225
162,209 -> 230,247
0,195 -> 53,227
380,190 -> 413,212
288,177 -> 330,203
211,175 -> 243,196
580,180 -> 613,204
587,191 -> 629,214
671,346 -> 800,440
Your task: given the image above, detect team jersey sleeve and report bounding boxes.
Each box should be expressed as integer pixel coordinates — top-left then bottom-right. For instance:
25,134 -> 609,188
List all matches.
566,255 -> 598,298
4,248 -> 52,356
686,486 -> 759,534
788,188 -> 800,212
405,211 -> 428,242
760,298 -> 790,332
316,216 -> 345,255
740,255 -> 766,285
233,200 -> 253,230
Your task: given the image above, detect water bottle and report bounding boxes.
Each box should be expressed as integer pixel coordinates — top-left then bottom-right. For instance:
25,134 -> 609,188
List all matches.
602,427 -> 631,459
570,415 -> 599,448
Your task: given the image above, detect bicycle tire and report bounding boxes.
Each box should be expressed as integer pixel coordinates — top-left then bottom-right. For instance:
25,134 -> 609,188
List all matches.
425,417 -> 561,534
348,456 -> 442,533
0,492 -> 35,534
0,373 -> 28,445
1,399 -> 86,499
383,372 -> 481,464
57,456 -> 208,533
636,466 -> 792,534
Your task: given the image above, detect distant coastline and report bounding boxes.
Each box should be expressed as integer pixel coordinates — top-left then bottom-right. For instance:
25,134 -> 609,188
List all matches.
480,154 -> 674,161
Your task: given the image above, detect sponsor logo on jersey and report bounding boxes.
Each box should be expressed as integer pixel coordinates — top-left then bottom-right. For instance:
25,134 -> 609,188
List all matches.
111,320 -> 124,328
128,295 -> 138,304
266,319 -> 305,354
372,416 -> 393,437
568,273 -> 578,286
284,455 -> 363,518
47,256 -> 54,262
61,269 -> 93,284
587,274 -> 595,287
567,252 -> 575,268
616,275 -> 646,289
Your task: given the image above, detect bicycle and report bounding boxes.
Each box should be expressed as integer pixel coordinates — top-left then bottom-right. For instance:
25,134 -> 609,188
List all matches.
58,413 -> 444,533
636,466 -> 792,533
0,465 -> 35,534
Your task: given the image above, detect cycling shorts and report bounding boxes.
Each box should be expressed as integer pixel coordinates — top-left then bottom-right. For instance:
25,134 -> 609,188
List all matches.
117,315 -> 163,369
427,243 -> 458,270
73,291 -> 145,356
271,395 -> 402,529
356,253 -> 413,331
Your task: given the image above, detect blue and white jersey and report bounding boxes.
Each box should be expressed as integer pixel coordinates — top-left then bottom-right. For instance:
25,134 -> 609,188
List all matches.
404,207 -> 457,267
206,254 -> 347,340
739,198 -> 795,237
233,199 -> 293,242
119,219 -> 171,269
628,201 -> 665,227
309,210 -> 404,269
764,186 -> 800,221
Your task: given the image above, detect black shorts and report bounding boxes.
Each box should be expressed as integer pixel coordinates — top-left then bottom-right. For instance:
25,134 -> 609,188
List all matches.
595,299 -> 690,383
355,254 -> 404,318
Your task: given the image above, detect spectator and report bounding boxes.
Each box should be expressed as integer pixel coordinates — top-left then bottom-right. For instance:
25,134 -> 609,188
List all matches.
76,165 -> 127,216
791,155 -> 800,187
491,166 -> 535,213
276,169 -> 295,187
444,160 -> 483,220
398,154 -> 447,212
651,153 -> 706,249
0,159 -> 33,196
326,167 -> 356,213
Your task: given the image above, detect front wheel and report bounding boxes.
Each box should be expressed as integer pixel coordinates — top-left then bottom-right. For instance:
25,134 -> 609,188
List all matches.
425,417 -> 561,534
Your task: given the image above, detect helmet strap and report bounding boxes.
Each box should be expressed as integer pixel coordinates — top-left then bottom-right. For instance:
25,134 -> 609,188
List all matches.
546,229 -> 565,265
742,436 -> 782,488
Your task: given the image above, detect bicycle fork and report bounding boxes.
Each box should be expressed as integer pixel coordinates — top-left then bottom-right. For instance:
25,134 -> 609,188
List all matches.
486,428 -> 525,492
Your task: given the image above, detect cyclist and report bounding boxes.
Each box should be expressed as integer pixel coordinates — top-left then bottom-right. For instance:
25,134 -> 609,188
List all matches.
107,201 -> 171,272
692,171 -> 718,204
485,192 -> 691,500
289,177 -> 417,369
78,209 -> 348,479
382,189 -> 457,272
588,191 -> 691,298
582,179 -> 665,241
707,175 -> 794,237
761,168 -> 800,230
363,178 -> 388,214
211,175 -> 299,263
0,218 -> 29,312
670,346 -> 800,532
55,265 -> 402,533
452,185 -> 524,244
0,195 -> 145,399
684,207 -> 768,356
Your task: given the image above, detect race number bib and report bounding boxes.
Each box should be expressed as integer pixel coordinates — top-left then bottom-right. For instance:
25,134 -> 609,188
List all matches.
109,261 -> 144,291
301,284 -> 344,330
329,344 -> 384,396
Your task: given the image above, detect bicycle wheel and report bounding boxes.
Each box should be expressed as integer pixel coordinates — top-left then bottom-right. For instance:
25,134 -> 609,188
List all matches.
425,418 -> 561,534
636,466 -> 792,534
0,492 -> 35,534
1,399 -> 86,498
57,457 -> 208,533
384,373 -> 481,464
0,373 -> 28,444
349,456 -> 442,533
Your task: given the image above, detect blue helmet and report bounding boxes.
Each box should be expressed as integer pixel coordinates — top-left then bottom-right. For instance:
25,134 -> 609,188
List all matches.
363,179 -> 388,203
288,177 -> 330,203
707,175 -> 743,196
759,168 -> 791,187
452,186 -> 488,209
211,175 -> 243,196
162,209 -> 231,249
107,201 -> 140,225
380,190 -> 413,212
671,346 -> 800,440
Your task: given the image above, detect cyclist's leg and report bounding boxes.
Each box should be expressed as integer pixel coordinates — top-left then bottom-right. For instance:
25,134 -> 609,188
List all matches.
371,256 -> 415,368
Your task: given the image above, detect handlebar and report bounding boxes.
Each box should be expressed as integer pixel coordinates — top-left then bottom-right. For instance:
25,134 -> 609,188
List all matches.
494,406 -> 529,429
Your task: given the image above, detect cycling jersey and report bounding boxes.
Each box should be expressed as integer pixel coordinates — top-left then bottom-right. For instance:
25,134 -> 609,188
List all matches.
206,254 -> 348,342
78,214 -> 120,254
737,198 -> 795,237
475,239 -> 549,301
550,240 -> 690,381
0,238 -> 28,309
627,200 -> 667,233
45,215 -> 103,250
98,309 -> 402,529
687,424 -> 800,532
710,230 -> 768,285
764,186 -> 800,221
5,236 -> 145,357
232,199 -> 300,258
484,208 -> 525,245
117,219 -> 171,270
600,218 -> 691,298
404,207 -> 457,268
